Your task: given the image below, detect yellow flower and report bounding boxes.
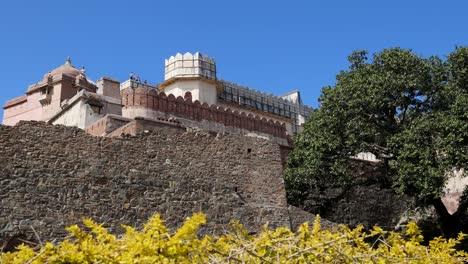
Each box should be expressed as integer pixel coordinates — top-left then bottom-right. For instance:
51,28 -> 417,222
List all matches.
2,213 -> 467,263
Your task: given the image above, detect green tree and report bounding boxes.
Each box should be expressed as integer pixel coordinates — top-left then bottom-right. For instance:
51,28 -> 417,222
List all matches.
285,47 -> 468,237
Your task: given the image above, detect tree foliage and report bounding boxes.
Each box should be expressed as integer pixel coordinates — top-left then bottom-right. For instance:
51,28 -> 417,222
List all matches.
2,213 -> 468,263
285,47 -> 467,236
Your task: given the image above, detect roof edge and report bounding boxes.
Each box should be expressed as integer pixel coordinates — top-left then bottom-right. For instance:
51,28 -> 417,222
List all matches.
3,95 -> 27,109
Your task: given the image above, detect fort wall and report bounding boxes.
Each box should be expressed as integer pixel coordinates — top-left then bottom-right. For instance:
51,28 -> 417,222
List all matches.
0,121 -> 310,242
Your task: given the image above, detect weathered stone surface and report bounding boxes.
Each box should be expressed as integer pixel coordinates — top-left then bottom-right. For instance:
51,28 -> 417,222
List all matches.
288,205 -> 336,231
291,159 -> 412,230
321,184 -> 410,230
0,121 -> 297,242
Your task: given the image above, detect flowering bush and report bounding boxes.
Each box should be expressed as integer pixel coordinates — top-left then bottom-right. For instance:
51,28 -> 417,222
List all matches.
2,213 -> 467,263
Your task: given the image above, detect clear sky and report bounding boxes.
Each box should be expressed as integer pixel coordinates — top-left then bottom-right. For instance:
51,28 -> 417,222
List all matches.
1,0 -> 467,119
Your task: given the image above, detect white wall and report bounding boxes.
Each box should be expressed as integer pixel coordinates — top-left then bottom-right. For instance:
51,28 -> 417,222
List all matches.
164,79 -> 217,105
52,100 -> 88,128
52,92 -> 122,129
280,91 -> 301,104
354,152 -> 379,162
442,169 -> 466,214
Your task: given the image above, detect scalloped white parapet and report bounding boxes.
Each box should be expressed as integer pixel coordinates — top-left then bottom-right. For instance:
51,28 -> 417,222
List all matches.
164,52 -> 217,81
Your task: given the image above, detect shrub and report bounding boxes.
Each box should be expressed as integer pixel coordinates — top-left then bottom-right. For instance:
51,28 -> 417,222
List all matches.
2,213 -> 468,263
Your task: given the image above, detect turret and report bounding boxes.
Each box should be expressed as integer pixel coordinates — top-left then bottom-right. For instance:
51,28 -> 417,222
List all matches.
164,52 -> 216,80
159,52 -> 221,105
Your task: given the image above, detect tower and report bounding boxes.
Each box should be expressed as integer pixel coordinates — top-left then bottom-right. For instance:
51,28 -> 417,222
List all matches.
159,52 -> 221,105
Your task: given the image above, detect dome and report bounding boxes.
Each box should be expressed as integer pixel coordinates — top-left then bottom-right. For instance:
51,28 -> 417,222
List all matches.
47,57 -> 81,79
27,57 -> 95,93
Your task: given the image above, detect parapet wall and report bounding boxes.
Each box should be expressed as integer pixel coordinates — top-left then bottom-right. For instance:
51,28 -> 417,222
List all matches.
164,52 -> 216,80
121,87 -> 290,143
85,114 -> 133,137
0,121 -> 294,242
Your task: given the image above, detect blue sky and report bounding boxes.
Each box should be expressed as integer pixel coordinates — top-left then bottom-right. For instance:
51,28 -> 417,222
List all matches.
1,0 -> 467,119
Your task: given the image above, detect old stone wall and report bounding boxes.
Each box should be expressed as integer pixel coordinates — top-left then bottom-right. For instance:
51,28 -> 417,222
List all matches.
321,184 -> 410,230
300,160 -> 411,230
0,121 -> 293,242
287,205 -> 336,231
85,114 -> 133,137
107,118 -> 187,138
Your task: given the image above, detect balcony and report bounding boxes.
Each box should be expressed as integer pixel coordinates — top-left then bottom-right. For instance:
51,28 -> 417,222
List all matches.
38,93 -> 52,105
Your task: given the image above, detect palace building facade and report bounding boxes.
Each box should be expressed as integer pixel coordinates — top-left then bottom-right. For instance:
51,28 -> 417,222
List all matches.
2,53 -> 313,144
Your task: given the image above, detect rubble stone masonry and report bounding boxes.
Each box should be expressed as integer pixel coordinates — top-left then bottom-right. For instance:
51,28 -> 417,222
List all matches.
0,121 -> 310,242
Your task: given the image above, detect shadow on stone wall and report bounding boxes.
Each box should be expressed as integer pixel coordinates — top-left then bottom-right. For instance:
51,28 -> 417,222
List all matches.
296,160 -> 413,231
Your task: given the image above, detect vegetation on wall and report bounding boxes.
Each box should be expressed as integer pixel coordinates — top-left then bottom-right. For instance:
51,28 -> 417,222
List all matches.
2,213 -> 468,263
285,47 -> 467,237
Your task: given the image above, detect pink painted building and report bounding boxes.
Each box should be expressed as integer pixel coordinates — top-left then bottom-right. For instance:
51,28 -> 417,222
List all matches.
2,58 -> 121,128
